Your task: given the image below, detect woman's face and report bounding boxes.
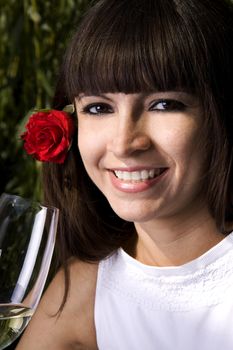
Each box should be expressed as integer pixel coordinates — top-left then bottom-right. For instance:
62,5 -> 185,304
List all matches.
75,92 -> 205,223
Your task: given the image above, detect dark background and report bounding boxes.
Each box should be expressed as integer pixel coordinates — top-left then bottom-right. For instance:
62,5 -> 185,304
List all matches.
0,0 -> 91,201
0,1 -> 91,348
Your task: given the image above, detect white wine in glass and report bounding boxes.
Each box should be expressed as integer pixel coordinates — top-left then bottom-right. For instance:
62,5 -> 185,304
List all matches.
0,193 -> 59,349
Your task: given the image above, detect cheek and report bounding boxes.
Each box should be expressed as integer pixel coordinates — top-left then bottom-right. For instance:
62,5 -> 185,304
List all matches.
156,126 -> 199,163
171,138 -> 198,163
167,133 -> 204,187
77,126 -> 106,168
149,113 -> 200,154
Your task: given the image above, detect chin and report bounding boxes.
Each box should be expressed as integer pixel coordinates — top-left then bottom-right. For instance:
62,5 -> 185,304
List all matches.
109,205 -> 158,223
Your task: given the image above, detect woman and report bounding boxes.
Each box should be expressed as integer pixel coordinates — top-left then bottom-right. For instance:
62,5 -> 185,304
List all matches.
18,0 -> 233,349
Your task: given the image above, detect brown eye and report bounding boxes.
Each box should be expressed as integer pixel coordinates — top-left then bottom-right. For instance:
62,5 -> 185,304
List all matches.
149,99 -> 186,112
83,103 -> 113,115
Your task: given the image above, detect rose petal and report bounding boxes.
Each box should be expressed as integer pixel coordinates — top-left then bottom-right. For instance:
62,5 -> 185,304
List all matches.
21,109 -> 75,164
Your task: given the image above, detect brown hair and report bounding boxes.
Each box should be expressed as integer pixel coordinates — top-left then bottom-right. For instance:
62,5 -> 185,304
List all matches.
43,0 -> 233,272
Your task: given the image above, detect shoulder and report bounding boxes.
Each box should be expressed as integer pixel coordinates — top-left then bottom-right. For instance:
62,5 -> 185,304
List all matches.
17,259 -> 99,350
63,258 -> 99,339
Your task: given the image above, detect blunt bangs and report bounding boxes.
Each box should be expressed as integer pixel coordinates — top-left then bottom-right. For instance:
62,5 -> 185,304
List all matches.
45,0 -> 233,273
64,0 -> 215,99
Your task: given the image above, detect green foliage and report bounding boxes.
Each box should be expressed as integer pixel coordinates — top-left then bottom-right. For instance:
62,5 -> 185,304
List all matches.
0,0 -> 91,201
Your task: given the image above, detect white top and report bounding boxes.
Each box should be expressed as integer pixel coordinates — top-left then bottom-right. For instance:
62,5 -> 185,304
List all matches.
95,232 -> 233,350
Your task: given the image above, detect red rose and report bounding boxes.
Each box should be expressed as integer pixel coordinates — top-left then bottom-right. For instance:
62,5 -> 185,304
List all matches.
21,110 -> 75,164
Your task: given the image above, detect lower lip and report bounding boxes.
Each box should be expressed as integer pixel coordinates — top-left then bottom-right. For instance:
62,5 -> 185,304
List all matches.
109,170 -> 168,193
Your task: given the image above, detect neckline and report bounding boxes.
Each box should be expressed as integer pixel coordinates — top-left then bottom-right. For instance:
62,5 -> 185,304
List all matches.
119,231 -> 233,277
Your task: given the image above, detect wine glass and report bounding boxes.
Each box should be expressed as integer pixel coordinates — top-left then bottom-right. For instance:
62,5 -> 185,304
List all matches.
0,193 -> 59,349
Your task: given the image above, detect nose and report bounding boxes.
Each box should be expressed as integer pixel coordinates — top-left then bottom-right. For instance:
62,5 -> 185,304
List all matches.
107,117 -> 151,158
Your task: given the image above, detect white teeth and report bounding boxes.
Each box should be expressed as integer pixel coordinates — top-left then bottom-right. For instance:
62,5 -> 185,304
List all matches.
141,170 -> 149,180
123,172 -> 131,181
131,171 -> 141,181
114,169 -> 163,181
149,169 -> 155,178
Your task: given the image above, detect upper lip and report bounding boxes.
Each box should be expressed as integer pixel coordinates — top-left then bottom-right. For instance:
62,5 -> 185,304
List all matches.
108,166 -> 168,172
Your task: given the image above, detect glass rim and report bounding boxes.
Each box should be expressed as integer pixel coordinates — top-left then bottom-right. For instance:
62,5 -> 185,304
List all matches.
0,193 -> 59,212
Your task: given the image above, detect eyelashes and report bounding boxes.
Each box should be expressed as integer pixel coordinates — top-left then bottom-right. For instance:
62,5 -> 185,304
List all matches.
149,99 -> 186,112
80,99 -> 187,116
81,103 -> 114,115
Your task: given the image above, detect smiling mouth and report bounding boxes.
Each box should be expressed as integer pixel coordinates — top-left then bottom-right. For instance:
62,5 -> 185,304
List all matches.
112,168 -> 167,182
